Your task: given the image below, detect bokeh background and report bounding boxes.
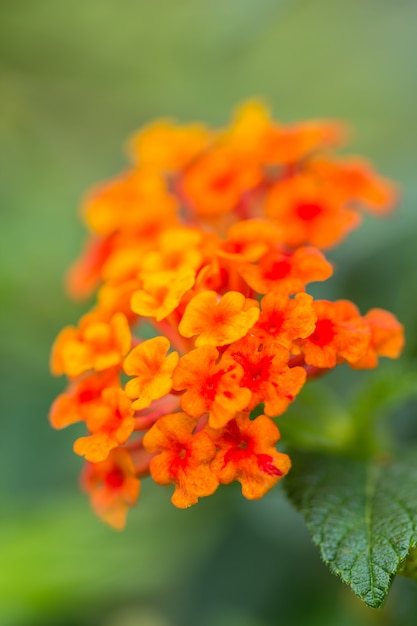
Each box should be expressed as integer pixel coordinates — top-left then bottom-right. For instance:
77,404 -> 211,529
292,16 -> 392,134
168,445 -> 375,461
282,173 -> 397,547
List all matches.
1,1 -> 417,624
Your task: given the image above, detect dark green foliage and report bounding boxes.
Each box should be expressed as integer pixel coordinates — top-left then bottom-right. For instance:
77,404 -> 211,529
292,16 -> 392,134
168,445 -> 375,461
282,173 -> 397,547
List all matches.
286,451 -> 417,607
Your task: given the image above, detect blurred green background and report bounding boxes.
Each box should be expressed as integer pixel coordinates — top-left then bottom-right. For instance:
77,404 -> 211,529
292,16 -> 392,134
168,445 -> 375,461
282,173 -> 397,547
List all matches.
1,0 -> 417,624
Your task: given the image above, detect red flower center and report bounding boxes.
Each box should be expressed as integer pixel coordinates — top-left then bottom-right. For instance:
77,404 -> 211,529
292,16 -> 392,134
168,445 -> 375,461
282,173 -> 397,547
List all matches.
169,444 -> 190,476
295,202 -> 323,221
105,468 -> 125,489
259,310 -> 284,335
78,388 -> 100,404
264,259 -> 291,280
212,171 -> 235,192
309,318 -> 335,346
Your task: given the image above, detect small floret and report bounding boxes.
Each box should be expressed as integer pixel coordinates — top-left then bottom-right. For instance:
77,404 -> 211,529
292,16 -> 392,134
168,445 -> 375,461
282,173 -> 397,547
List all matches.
295,299 -> 371,368
172,346 -> 251,428
123,336 -> 179,410
351,308 -> 405,369
262,119 -> 346,164
81,448 -> 140,529
131,268 -> 196,321
128,119 -> 213,171
179,290 -> 260,347
310,157 -> 398,215
51,312 -> 131,378
225,336 -> 306,416
265,173 -> 361,249
238,246 -> 333,295
208,412 -> 291,499
256,291 -> 317,348
83,170 -> 177,237
49,369 -> 120,429
73,387 -> 135,462
143,412 -> 219,508
181,147 -> 261,217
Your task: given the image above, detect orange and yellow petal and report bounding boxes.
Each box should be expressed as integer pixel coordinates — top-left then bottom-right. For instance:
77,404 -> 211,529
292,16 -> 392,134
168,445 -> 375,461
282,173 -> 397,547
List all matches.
73,387 -> 135,462
238,246 -> 333,295
66,236 -> 114,300
85,312 -> 132,372
351,308 -> 404,369
297,299 -> 371,368
225,100 -> 272,154
124,336 -> 179,410
225,336 -> 306,415
49,369 -> 120,429
172,346 -> 252,428
179,290 -> 259,347
128,119 -> 213,171
51,312 -> 131,378
181,147 -> 262,217
311,157 -> 398,215
209,413 -> 291,499
265,174 -> 361,249
51,326 -> 93,377
263,119 -> 346,165
141,226 -> 204,274
143,412 -> 219,507
131,268 -> 196,321
81,448 -> 140,529
218,219 -> 282,263
83,169 -> 178,237
257,291 -> 317,347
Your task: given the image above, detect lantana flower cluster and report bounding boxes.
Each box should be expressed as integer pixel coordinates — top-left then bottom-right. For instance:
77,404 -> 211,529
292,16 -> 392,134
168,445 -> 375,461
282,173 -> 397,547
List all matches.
50,102 -> 404,529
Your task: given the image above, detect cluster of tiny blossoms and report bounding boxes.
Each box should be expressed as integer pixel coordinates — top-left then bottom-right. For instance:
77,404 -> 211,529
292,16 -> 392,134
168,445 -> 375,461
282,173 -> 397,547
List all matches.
50,101 -> 404,529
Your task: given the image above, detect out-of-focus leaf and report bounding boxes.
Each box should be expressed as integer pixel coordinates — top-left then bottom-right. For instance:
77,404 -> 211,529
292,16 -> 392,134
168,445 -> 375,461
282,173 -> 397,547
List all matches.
349,365 -> 417,427
277,382 -> 354,453
285,451 -> 417,608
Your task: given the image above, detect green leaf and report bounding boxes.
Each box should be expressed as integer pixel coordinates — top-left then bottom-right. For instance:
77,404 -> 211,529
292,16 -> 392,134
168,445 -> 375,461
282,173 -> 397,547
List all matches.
285,451 -> 417,608
277,382 -> 354,454
349,365 -> 417,429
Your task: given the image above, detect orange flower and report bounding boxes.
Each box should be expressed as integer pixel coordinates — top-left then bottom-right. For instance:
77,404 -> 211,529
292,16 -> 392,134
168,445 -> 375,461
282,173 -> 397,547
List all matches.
73,387 -> 135,462
256,292 -> 317,348
143,412 -> 219,508
263,119 -> 346,165
131,268 -> 196,321
49,101 -> 403,524
181,146 -> 262,217
208,413 -> 291,499
49,369 -> 120,429
295,299 -> 371,368
310,157 -> 398,215
81,448 -> 140,529
51,311 -> 131,378
100,241 -> 148,284
83,169 -> 177,237
225,100 -> 272,156
128,119 -> 213,171
238,246 -> 333,295
97,279 -> 141,323
123,336 -> 179,410
351,308 -> 405,369
218,219 -> 283,263
172,346 -> 252,428
179,290 -> 260,347
225,335 -> 306,416
194,259 -> 230,294
66,236 -> 114,300
265,173 -> 361,249
140,226 -> 205,274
